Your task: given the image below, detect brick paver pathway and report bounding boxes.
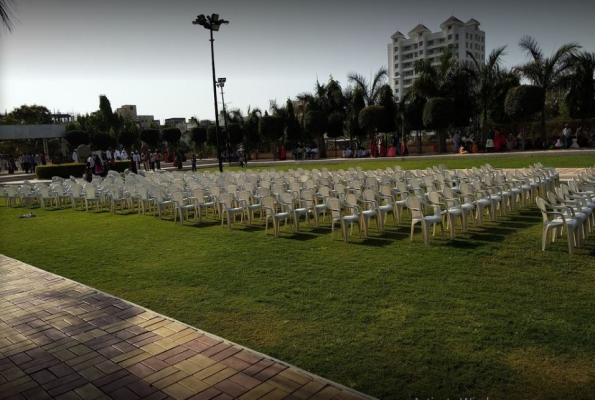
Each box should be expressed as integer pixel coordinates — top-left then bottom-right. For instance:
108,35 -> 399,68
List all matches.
0,255 -> 371,400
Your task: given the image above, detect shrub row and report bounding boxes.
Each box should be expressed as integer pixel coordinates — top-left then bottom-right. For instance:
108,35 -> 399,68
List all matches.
36,161 -> 129,179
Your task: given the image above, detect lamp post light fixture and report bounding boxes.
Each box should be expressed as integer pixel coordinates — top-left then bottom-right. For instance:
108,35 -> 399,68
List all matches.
192,13 -> 229,173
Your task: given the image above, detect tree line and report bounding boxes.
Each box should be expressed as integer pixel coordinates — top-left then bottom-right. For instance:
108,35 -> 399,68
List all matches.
1,36 -> 593,157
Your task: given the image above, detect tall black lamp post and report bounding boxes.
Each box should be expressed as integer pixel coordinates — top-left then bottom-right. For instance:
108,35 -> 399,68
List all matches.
192,13 -> 229,173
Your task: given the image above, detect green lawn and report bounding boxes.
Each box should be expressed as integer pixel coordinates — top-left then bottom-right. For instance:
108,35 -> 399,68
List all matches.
1,155 -> 595,399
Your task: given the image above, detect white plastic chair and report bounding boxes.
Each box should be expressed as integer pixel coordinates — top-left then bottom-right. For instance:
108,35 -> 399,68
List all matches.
262,196 -> 290,237
219,192 -> 244,229
536,197 -> 580,254
171,191 -> 196,225
406,196 -> 444,245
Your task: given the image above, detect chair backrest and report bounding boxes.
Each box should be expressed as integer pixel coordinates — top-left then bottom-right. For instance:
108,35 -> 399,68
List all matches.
238,190 -> 252,204
256,187 -> 271,198
262,196 -> 276,216
428,191 -> 442,207
218,192 -> 234,209
170,191 -> 185,205
362,189 -> 377,204
536,197 -> 551,223
280,192 -> 295,211
38,186 -> 51,197
406,196 -> 424,220
318,186 -> 332,198
326,197 -> 341,220
85,186 -> 97,198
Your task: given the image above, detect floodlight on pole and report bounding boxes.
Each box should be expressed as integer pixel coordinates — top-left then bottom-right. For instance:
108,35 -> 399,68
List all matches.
192,13 -> 229,173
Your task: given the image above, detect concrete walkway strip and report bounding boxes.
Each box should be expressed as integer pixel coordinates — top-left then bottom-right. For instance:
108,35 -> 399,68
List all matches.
0,255 -> 373,400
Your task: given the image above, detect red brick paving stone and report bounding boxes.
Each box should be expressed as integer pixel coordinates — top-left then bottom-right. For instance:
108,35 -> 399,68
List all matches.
266,374 -> 303,393
96,346 -> 122,359
2,366 -> 27,380
211,394 -> 234,400
22,386 -> 52,400
200,343 -> 231,359
127,362 -> 155,378
163,349 -> 198,365
142,356 -> 170,371
242,359 -> 274,377
214,379 -> 249,398
308,386 -> 342,400
155,346 -> 188,361
113,330 -> 136,341
184,340 -> 211,354
162,382 -> 195,400
188,387 -> 222,400
210,346 -> 242,363
109,386 -> 141,400
47,377 -> 88,397
42,373 -> 82,391
236,383 -> 276,400
49,363 -> 76,378
227,372 -> 261,390
142,391 -> 169,400
77,367 -> 105,382
30,369 -> 58,385
96,373 -> 138,394
194,335 -> 221,347
10,353 -> 33,366
253,363 -> 287,382
282,380 -> 325,400
112,341 -> 136,354
54,392 -> 81,400
73,383 -> 104,400
231,351 -> 263,366
94,360 -> 121,375
126,379 -> 160,397
91,369 -> 129,388
220,356 -> 251,372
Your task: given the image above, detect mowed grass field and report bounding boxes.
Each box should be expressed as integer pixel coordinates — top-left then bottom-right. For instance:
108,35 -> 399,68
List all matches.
1,155 -> 595,399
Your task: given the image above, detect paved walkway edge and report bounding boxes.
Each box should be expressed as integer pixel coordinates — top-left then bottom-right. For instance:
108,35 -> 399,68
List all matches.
0,254 -> 375,400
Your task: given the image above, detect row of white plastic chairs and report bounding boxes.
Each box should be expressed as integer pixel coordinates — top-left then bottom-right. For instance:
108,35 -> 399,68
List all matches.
536,172 -> 595,254
0,163 -> 562,246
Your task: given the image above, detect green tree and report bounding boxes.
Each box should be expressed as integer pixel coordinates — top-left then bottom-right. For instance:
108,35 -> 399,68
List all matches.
327,111 -> 345,154
207,125 -> 219,147
304,110 -> 327,157
517,35 -> 580,142
227,123 -> 243,147
285,99 -> 301,143
259,114 -> 284,160
358,105 -> 386,138
347,67 -> 389,105
7,105 -> 53,124
422,98 -> 453,153
489,70 -> 521,124
190,126 -> 207,158
347,88 -> 366,145
140,129 -> 161,148
244,108 -> 261,153
0,0 -> 16,34
505,85 -> 544,146
162,127 -> 182,152
118,120 -> 139,152
90,132 -> 116,151
565,51 -> 595,119
463,46 -> 507,146
65,130 -> 90,148
377,85 -> 397,132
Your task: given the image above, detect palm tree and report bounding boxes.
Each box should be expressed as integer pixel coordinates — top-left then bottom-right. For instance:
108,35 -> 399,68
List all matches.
347,67 -> 388,106
0,0 -> 16,34
463,46 -> 507,146
517,35 -> 580,143
565,51 -> 595,119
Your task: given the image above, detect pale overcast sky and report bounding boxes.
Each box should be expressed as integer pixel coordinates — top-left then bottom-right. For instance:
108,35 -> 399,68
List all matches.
1,0 -> 594,122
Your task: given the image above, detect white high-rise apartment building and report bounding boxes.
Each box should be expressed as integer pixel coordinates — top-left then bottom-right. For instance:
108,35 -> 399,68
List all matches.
388,16 -> 486,100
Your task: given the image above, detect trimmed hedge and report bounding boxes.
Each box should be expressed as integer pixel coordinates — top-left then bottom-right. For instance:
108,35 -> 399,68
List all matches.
36,161 -> 130,179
